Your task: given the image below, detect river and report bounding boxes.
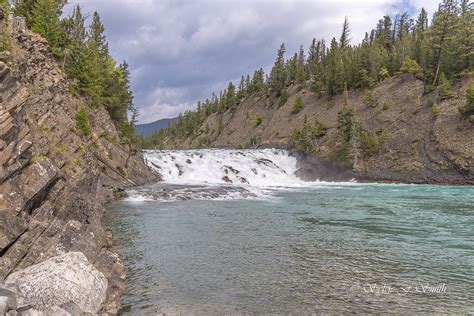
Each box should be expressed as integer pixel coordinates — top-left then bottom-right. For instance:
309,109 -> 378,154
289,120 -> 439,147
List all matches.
106,149 -> 474,314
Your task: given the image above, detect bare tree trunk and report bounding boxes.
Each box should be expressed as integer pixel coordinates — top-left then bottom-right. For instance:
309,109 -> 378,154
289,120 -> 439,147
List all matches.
125,143 -> 131,169
433,47 -> 443,85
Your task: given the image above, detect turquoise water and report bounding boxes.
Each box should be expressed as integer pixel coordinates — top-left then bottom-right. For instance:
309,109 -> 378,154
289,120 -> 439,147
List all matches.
107,184 -> 474,315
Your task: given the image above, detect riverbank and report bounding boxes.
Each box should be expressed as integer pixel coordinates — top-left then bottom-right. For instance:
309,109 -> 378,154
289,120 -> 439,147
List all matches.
0,20 -> 160,314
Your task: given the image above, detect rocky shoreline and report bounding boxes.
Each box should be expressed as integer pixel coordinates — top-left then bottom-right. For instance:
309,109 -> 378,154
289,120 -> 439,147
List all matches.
0,18 -> 160,315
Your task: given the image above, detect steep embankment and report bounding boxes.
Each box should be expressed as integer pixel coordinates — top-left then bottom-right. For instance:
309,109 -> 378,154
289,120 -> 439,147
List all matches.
165,75 -> 473,184
0,18 -> 159,313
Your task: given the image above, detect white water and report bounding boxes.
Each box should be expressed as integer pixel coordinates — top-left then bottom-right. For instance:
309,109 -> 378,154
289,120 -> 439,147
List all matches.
145,149 -> 312,187
130,149 -> 355,202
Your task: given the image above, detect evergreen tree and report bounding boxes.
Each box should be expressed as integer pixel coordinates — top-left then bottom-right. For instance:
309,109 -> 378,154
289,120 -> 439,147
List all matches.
87,12 -> 111,105
431,0 -> 459,84
339,17 -> 351,49
457,0 -> 474,72
296,45 -> 307,85
225,81 -> 236,111
269,43 -> 287,96
237,75 -> 246,101
30,0 -> 65,56
64,5 -> 89,90
14,0 -> 36,26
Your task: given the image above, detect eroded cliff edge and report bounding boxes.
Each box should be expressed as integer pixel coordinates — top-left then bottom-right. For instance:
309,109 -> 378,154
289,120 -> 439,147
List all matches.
0,20 -> 159,314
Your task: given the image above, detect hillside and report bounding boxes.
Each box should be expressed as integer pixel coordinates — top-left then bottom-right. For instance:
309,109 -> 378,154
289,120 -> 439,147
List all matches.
148,1 -> 474,185
158,74 -> 473,184
136,117 -> 177,136
0,14 -> 159,315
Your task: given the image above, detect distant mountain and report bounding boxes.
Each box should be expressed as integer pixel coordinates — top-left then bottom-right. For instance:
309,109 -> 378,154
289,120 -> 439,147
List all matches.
136,118 -> 177,136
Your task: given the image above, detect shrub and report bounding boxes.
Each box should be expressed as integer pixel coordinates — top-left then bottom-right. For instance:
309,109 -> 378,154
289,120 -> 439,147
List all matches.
363,90 -> 376,107
291,119 -> 327,155
378,66 -> 390,81
312,80 -> 323,96
382,101 -> 390,110
255,116 -> 263,126
432,104 -> 441,117
458,83 -> 474,116
279,89 -> 289,107
292,96 -> 303,114
337,107 -> 354,144
249,134 -> 258,147
400,57 -> 422,78
437,73 -> 455,100
75,107 -> 92,136
359,130 -> 386,157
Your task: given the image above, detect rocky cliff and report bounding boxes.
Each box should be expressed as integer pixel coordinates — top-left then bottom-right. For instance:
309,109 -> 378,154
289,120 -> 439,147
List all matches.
163,74 -> 474,185
0,18 -> 159,314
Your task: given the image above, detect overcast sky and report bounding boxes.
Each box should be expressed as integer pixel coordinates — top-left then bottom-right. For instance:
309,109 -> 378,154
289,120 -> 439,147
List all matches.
65,0 -> 440,124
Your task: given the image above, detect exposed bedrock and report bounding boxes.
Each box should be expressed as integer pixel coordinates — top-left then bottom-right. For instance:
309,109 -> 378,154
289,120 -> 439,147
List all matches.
0,19 -> 160,315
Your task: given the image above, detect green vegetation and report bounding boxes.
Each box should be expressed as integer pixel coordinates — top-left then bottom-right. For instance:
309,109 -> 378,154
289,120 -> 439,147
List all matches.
0,0 -> 10,52
359,130 -> 387,157
437,73 -> 455,100
292,96 -> 303,113
249,134 -> 258,147
433,103 -> 441,117
363,90 -> 376,107
400,57 -> 422,77
75,107 -> 92,136
337,107 -> 354,144
279,89 -> 289,107
459,83 -> 474,116
141,0 -> 473,149
291,115 -> 327,154
11,0 -> 139,147
255,116 -> 263,126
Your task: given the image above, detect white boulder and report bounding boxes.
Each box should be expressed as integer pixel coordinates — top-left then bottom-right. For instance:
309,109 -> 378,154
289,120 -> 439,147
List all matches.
5,252 -> 107,314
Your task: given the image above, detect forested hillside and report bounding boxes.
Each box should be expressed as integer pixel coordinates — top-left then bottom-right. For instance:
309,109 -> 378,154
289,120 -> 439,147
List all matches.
1,0 -> 139,147
144,0 -> 473,184
146,0 -> 473,149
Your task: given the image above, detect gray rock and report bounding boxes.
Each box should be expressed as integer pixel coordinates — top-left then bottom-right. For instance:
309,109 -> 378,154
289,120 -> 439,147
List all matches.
0,288 -> 17,315
5,252 -> 108,314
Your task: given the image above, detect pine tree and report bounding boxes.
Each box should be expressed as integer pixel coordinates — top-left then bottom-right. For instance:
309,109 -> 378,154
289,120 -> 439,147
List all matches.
339,17 -> 351,49
325,37 -> 344,95
30,0 -> 65,56
457,0 -> 474,72
286,53 -> 298,85
413,8 -> 429,76
269,43 -> 287,96
431,0 -> 459,84
296,45 -> 307,85
87,12 -> 111,105
14,0 -> 36,26
64,5 -> 89,88
237,75 -> 246,101
225,82 -> 236,111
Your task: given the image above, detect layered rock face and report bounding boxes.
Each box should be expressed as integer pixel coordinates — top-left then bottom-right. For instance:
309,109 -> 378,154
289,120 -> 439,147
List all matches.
0,19 -> 159,314
166,75 -> 474,184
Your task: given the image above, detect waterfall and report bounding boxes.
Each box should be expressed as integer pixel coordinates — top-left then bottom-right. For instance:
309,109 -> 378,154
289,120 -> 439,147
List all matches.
126,149 -> 355,202
144,149 -> 308,188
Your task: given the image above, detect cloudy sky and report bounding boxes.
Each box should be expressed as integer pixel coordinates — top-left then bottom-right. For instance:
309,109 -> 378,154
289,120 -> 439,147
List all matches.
65,0 -> 440,124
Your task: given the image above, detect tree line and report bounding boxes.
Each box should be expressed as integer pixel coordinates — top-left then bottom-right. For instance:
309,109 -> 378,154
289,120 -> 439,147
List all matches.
144,0 -> 473,149
4,0 -> 138,146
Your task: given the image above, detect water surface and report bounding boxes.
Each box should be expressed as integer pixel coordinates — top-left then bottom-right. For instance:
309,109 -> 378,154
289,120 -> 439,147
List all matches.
106,150 -> 474,314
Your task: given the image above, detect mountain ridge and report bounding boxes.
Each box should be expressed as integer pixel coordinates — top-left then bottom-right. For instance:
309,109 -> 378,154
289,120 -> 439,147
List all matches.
136,117 -> 177,136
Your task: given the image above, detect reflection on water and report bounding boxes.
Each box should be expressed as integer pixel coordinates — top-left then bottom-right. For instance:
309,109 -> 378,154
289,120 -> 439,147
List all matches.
106,184 -> 474,315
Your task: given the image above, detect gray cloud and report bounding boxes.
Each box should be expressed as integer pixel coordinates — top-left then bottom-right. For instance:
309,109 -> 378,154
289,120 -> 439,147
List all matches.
67,0 -> 439,123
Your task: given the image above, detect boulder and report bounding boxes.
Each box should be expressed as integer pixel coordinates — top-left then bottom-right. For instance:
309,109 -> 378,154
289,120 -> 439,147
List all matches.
5,252 -> 107,314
